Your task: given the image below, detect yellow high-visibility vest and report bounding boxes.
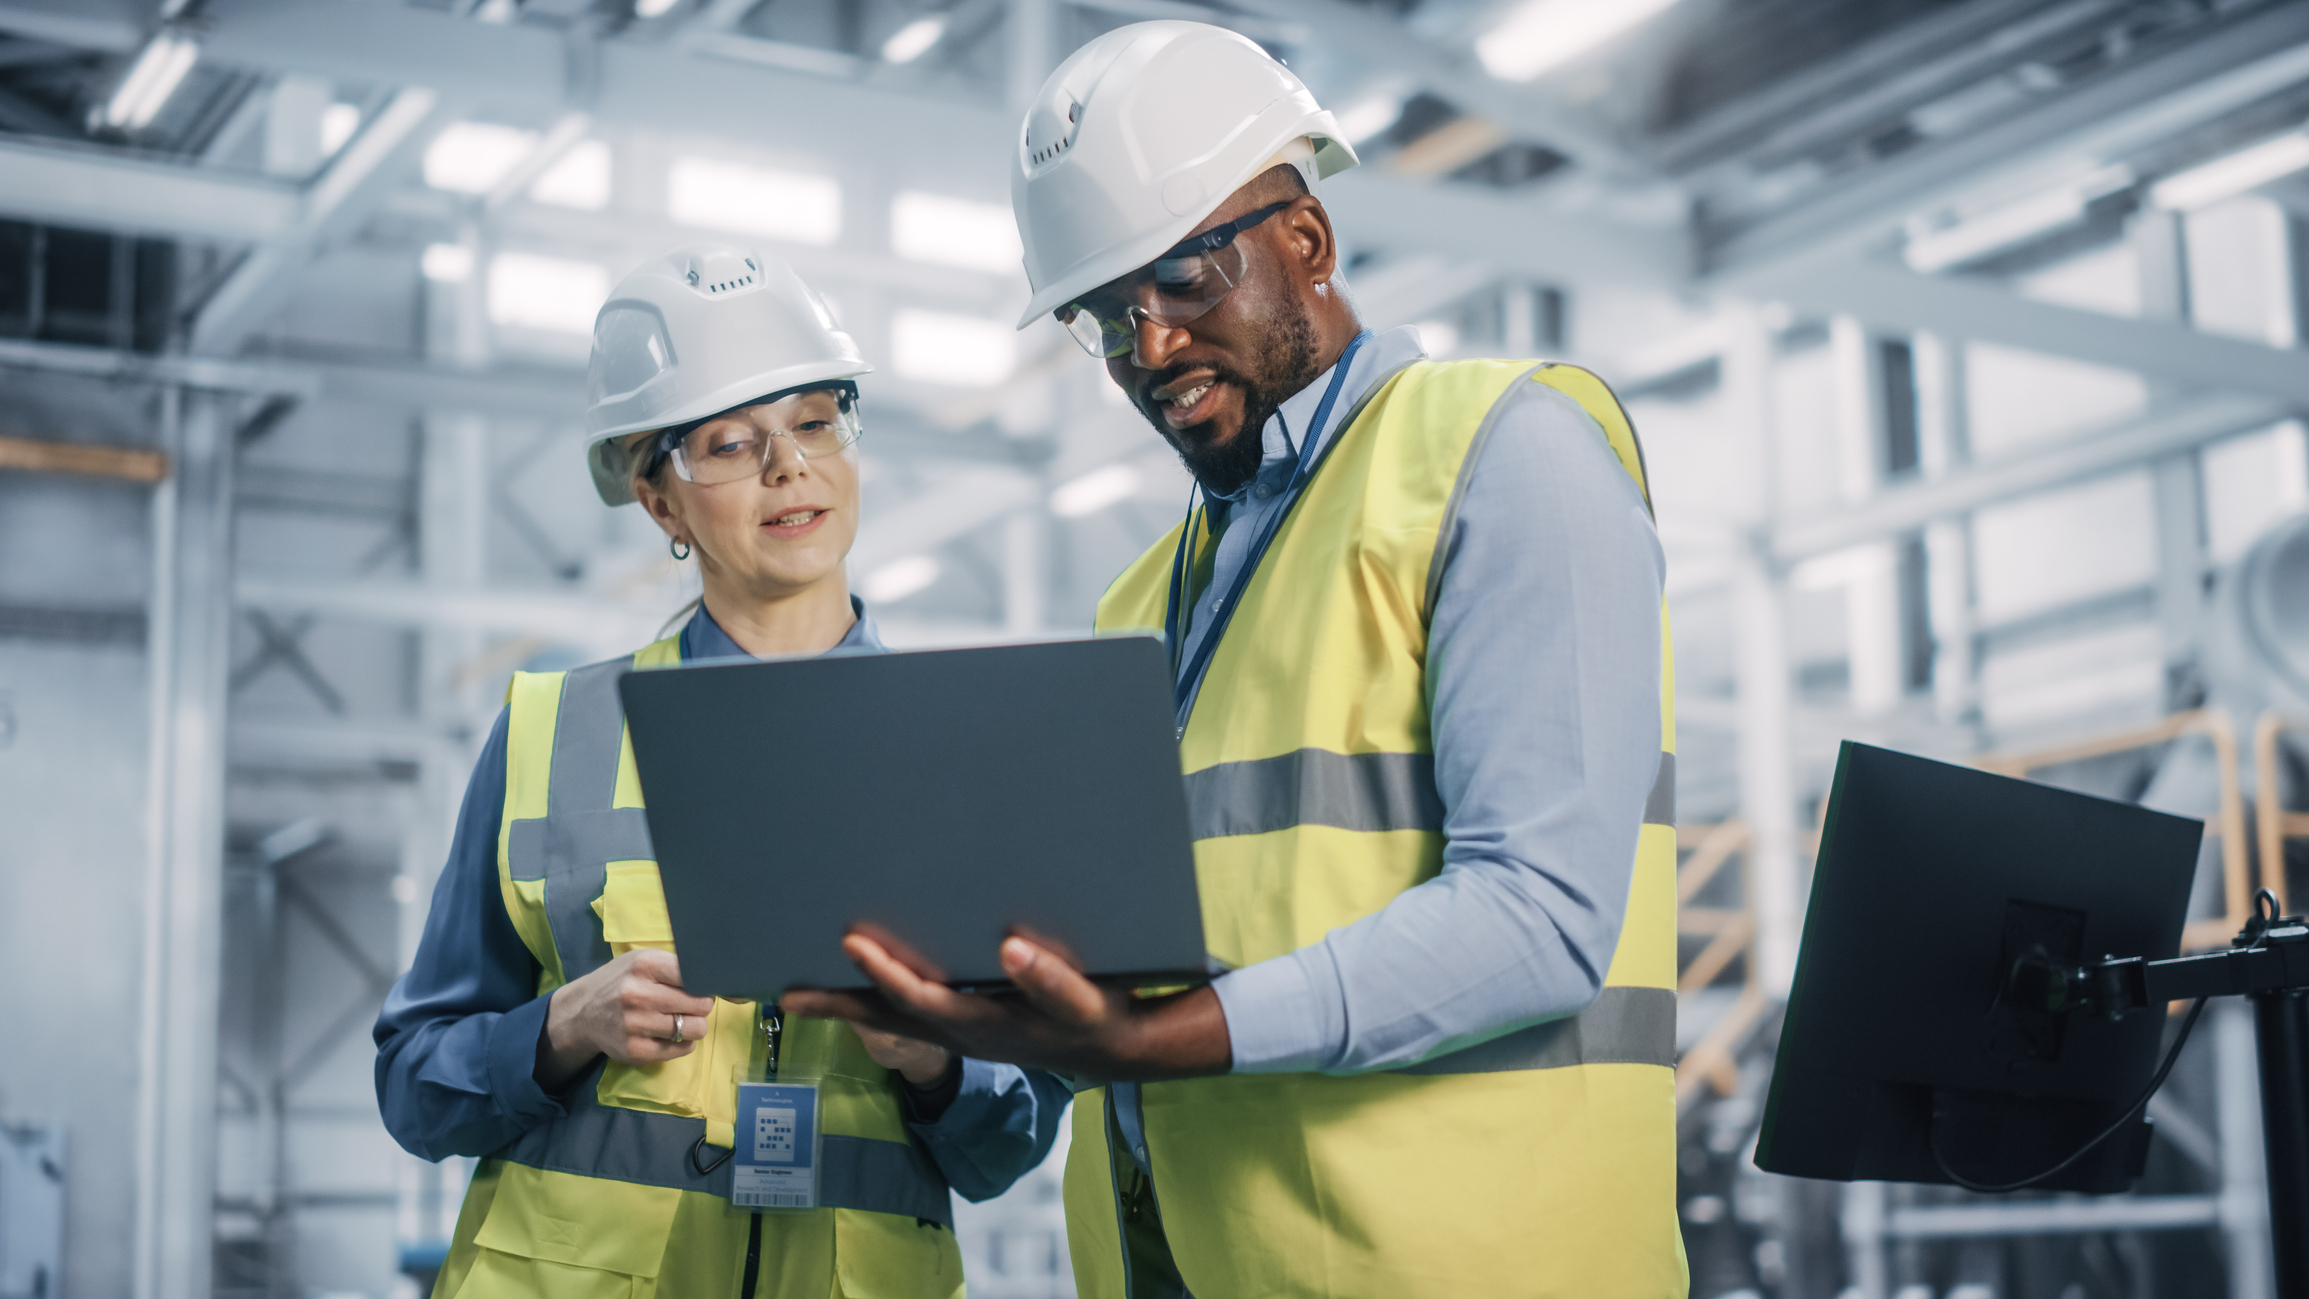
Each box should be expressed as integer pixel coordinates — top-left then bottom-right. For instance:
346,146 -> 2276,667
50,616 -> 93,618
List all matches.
1073,358 -> 1686,1299
433,635 -> 964,1298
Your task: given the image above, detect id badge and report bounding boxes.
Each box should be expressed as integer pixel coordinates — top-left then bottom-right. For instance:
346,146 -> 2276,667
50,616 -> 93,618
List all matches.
732,1081 -> 820,1211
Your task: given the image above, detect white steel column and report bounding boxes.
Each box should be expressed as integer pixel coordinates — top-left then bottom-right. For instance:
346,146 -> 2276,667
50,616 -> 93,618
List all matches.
1006,0 -> 1054,113
1828,316 -> 1903,717
1003,499 -> 1049,636
1914,331 -> 1978,727
135,387 -> 236,1299
1725,304 -> 1803,995
2135,208 -> 2212,700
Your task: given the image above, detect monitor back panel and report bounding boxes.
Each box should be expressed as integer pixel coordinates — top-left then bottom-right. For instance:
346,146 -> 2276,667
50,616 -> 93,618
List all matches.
618,636 -> 1207,999
1756,741 -> 2201,1185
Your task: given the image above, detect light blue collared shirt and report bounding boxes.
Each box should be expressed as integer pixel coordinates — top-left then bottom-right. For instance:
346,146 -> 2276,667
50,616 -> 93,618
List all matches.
1112,325 -> 1665,1174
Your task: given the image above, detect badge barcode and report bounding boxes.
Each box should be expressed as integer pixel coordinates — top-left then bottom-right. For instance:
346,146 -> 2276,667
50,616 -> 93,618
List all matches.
735,1192 -> 812,1209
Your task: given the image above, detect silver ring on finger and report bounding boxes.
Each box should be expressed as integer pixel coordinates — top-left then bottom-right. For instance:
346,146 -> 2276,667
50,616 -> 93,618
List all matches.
671,1012 -> 685,1043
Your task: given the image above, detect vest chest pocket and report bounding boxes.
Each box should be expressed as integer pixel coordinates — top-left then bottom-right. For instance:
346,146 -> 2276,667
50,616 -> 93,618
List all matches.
591,861 -> 729,1122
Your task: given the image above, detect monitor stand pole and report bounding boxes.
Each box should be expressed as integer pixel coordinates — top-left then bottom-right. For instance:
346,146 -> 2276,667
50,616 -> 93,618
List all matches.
2047,894 -> 2309,1298
2256,982 -> 2309,1297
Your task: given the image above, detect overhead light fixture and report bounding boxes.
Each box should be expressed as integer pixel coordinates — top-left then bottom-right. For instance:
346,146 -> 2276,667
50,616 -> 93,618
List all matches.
881,16 -> 947,65
892,191 -> 1022,272
319,103 -> 361,156
1475,0 -> 1677,83
668,157 -> 842,244
487,252 -> 609,334
634,0 -> 682,16
891,308 -> 1015,387
2149,130 -> 2309,211
101,29 -> 199,131
1332,93 -> 1405,145
1901,165 -> 2131,273
530,139 -> 614,210
863,555 -> 941,603
426,122 -> 542,195
421,243 -> 475,283
1051,464 -> 1142,518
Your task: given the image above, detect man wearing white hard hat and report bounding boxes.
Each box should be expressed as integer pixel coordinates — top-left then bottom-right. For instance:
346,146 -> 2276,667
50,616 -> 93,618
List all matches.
376,244 -> 1069,1297
787,21 -> 1683,1298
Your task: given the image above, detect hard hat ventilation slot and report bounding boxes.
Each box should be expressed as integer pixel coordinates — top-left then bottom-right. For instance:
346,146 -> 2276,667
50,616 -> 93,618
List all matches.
1023,92 -> 1083,173
701,272 -> 757,296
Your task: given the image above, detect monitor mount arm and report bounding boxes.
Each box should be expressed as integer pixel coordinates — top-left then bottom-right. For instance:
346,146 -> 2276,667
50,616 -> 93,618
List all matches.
2009,892 -> 2309,1298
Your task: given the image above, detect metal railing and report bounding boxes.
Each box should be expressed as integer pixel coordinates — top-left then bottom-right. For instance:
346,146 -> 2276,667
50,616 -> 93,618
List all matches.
1673,819 -> 1768,1111
1975,708 -> 2257,951
2253,711 -> 2307,917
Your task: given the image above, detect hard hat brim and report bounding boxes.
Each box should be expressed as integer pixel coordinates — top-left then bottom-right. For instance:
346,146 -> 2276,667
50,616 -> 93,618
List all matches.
1015,127 -> 1358,330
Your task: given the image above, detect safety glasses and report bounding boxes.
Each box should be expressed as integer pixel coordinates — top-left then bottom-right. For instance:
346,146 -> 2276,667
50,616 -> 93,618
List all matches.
1056,201 -> 1292,360
645,383 -> 862,487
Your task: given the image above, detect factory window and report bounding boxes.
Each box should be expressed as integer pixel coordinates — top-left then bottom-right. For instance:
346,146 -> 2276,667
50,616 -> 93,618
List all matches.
532,140 -> 613,211
488,252 -> 608,334
668,158 -> 840,245
891,192 -> 1021,273
891,309 -> 1014,387
424,122 -> 538,194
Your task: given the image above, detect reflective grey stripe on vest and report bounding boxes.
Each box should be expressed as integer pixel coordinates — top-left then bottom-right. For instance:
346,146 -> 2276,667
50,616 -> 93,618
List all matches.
1394,985 -> 1675,1075
502,654 -> 953,1215
505,658 -> 652,985
1185,748 -> 1442,840
496,1069 -> 955,1225
1184,746 -> 1676,839
1646,751 -> 1674,827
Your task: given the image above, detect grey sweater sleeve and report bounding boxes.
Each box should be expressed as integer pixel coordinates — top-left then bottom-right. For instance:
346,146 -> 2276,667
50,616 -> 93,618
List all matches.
1210,379 -> 1666,1072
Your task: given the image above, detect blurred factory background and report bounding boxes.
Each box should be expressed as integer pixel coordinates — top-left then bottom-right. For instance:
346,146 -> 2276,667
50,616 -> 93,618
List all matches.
0,0 -> 2307,1295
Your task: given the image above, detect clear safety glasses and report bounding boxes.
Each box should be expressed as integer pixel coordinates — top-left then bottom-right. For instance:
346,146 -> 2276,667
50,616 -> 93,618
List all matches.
652,384 -> 862,488
1056,201 -> 1291,360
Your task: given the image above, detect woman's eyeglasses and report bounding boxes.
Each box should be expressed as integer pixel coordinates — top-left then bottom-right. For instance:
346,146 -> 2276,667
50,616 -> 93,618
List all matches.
643,383 -> 862,487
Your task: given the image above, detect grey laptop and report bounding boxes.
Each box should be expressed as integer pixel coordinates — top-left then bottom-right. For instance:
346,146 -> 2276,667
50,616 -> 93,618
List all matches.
617,635 -> 1209,999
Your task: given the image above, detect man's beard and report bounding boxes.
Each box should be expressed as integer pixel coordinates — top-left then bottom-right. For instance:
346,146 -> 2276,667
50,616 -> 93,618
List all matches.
1136,299 -> 1322,497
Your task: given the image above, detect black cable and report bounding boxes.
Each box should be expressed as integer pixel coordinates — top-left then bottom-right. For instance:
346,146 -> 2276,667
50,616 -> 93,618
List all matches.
1929,887 -> 2286,1195
1930,994 -> 2206,1193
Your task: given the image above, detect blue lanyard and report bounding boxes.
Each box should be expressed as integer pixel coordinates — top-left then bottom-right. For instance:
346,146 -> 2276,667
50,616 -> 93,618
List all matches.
1162,330 -> 1372,734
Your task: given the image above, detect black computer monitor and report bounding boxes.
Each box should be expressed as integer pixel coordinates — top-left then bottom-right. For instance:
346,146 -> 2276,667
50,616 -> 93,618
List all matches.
1754,741 -> 2203,1194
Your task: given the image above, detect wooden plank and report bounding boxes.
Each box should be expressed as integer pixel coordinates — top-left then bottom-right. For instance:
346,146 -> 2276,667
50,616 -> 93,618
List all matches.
0,433 -> 169,483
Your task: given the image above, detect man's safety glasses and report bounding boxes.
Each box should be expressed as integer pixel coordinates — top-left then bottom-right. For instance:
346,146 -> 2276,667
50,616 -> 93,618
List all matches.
645,383 -> 862,488
1056,201 -> 1292,360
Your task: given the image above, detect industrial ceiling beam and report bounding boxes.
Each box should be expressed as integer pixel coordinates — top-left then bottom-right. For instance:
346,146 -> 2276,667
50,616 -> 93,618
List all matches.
1327,170 -> 1688,291
189,87 -> 448,355
189,0 -> 1669,287
1229,0 -> 1656,181
0,334 -> 1049,464
1747,256 -> 2309,407
1703,2 -> 2309,280
0,136 -> 301,242
1773,392 -> 2291,562
196,0 -> 1014,197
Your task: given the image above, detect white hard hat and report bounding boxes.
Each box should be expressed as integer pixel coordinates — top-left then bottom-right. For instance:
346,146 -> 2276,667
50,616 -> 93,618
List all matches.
583,243 -> 871,506
1010,21 -> 1359,329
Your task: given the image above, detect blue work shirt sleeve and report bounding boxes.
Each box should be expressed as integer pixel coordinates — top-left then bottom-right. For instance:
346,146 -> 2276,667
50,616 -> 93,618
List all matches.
1212,379 -> 1667,1073
905,1060 -> 1074,1202
374,709 -> 571,1161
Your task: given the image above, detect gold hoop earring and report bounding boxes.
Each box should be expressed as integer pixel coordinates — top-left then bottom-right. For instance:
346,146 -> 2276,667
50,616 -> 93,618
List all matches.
670,537 -> 691,561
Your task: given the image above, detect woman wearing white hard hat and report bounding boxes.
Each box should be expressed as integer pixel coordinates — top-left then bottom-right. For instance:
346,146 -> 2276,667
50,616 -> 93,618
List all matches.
376,244 -> 1069,1297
